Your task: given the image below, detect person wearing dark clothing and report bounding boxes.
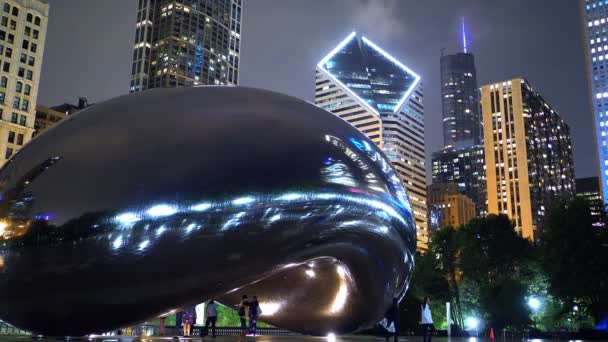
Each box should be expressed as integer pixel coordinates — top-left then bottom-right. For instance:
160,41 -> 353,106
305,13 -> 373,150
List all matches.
238,295 -> 249,336
204,300 -> 218,338
384,298 -> 400,342
248,296 -> 260,336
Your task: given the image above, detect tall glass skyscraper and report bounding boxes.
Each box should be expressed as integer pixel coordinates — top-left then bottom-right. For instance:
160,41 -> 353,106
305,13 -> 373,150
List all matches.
430,21 -> 485,216
582,0 -> 608,202
440,51 -> 481,148
315,32 -> 428,251
130,0 -> 242,92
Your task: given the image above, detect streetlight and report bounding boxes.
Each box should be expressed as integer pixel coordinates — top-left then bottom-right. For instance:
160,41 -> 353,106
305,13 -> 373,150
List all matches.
466,316 -> 480,337
528,297 -> 541,311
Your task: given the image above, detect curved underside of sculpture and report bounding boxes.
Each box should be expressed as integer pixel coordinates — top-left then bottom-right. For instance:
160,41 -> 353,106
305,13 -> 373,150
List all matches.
0,86 -> 416,336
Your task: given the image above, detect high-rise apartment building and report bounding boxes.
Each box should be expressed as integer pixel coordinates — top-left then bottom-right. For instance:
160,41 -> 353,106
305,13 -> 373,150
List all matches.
315,32 -> 428,250
480,78 -> 576,240
581,0 -> 608,202
130,0 -> 242,92
427,182 -> 476,228
0,0 -> 48,166
431,144 -> 486,215
440,51 -> 481,148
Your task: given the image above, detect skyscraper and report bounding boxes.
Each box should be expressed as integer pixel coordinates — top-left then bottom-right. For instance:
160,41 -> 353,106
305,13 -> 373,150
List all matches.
480,79 -> 576,240
431,144 -> 486,215
130,0 -> 242,92
581,0 -> 608,202
0,0 -> 48,167
440,28 -> 481,148
315,32 -> 428,251
431,19 -> 485,217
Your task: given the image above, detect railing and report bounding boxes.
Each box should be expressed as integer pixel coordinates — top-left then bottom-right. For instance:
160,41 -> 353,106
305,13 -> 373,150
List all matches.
119,325 -> 298,337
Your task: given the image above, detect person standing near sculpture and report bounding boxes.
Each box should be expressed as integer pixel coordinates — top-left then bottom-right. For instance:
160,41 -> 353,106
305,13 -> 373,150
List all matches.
420,297 -> 434,342
238,295 -> 249,336
248,296 -> 261,336
204,300 -> 218,338
181,306 -> 196,337
384,298 -> 400,342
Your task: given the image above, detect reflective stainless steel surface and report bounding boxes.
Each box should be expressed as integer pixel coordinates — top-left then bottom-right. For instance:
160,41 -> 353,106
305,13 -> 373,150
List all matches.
0,87 -> 415,336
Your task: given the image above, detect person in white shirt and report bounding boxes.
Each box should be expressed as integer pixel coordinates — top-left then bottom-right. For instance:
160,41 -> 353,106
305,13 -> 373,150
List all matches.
204,299 -> 218,338
420,296 -> 434,342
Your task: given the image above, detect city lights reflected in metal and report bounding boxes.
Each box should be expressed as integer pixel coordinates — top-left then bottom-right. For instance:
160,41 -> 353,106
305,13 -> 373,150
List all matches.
0,86 -> 415,337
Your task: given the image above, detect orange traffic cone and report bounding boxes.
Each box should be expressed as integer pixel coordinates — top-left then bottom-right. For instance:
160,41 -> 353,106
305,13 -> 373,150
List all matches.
490,327 -> 495,339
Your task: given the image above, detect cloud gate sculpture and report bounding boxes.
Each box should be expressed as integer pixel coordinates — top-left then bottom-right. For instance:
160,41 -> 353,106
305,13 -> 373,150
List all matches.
0,87 -> 415,336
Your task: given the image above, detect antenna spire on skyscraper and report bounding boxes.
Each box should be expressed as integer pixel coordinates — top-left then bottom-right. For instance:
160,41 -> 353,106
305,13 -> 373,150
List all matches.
462,17 -> 468,53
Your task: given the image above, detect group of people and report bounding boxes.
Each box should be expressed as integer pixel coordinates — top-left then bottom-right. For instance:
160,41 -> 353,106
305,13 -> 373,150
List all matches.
175,295 -> 261,338
178,299 -> 219,338
383,296 -> 434,342
237,295 -> 261,336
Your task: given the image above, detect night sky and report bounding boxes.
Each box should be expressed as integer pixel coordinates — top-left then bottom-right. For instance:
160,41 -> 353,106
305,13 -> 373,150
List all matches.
38,0 -> 594,180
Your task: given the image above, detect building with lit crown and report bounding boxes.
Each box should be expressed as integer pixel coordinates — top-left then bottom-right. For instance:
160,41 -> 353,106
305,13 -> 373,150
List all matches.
431,144 -> 486,215
581,0 -> 608,202
480,78 -> 576,240
0,0 -> 48,166
315,32 -> 428,251
427,182 -> 476,228
130,0 -> 242,92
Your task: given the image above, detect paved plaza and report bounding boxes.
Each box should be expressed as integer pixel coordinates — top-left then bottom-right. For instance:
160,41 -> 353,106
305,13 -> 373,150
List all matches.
0,337 -> 603,342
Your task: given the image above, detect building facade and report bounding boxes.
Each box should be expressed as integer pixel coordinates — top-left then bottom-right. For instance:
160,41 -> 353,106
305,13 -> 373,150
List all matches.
315,32 -> 428,250
480,79 -> 576,240
581,0 -> 608,202
431,144 -> 486,215
130,0 -> 242,92
33,104 -> 65,137
427,182 -> 476,228
0,0 -> 48,166
440,52 -> 481,148
576,176 -> 601,202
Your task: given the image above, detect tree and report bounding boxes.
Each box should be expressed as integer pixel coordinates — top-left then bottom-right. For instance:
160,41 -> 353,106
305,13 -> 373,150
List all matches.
540,197 -> 608,325
428,226 -> 465,329
459,215 -> 534,330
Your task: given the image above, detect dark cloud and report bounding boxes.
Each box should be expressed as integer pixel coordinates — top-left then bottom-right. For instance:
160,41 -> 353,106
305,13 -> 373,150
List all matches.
38,0 -> 595,180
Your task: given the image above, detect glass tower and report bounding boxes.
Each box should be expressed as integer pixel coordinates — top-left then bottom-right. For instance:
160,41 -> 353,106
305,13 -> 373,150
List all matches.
431,144 -> 486,215
440,52 -> 481,148
130,0 -> 242,92
582,0 -> 608,202
315,32 -> 428,251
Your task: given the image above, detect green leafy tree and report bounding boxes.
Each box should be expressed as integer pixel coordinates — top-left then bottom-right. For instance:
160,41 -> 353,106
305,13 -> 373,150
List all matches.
459,214 -> 534,330
428,225 -> 465,329
539,197 -> 608,325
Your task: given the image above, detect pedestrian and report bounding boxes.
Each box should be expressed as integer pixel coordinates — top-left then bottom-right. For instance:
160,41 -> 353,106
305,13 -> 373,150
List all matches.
248,295 -> 261,336
384,298 -> 400,342
182,306 -> 196,337
420,296 -> 434,342
204,299 -> 218,338
238,295 -> 249,336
